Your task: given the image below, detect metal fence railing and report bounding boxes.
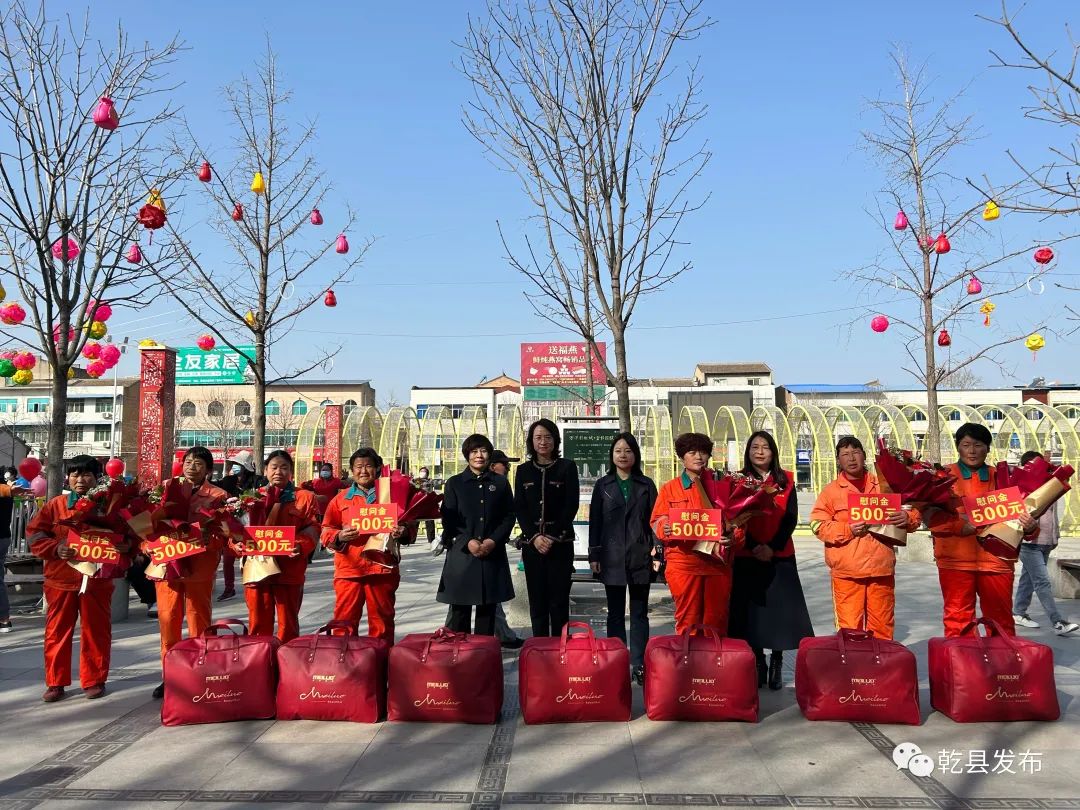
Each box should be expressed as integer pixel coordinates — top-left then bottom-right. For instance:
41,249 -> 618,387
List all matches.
8,497 -> 40,557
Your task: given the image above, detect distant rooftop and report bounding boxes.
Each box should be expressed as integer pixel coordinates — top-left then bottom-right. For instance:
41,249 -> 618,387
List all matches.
695,362 -> 772,375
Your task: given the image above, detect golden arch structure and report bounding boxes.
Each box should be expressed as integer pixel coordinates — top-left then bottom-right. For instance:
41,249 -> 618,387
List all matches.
295,401 -> 1080,531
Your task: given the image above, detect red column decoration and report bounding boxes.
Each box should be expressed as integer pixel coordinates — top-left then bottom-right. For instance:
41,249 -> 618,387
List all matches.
323,404 -> 343,475
137,345 -> 177,488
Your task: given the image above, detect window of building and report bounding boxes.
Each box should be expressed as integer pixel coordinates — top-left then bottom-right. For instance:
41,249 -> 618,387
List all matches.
67,399 -> 85,413
178,429 -> 224,447
65,426 -> 83,443
94,398 -> 112,413
15,427 -> 48,446
208,401 -> 224,418
0,398 -> 16,414
344,399 -> 358,414
291,400 -> 308,416
235,401 -> 251,418
1062,407 -> 1080,419
415,404 -> 428,418
747,377 -> 762,386
94,425 -> 110,442
265,399 -> 281,416
28,398 -> 49,413
319,398 -> 333,407
948,410 -> 961,421
265,429 -> 300,447
983,408 -> 1005,421
179,401 -> 196,418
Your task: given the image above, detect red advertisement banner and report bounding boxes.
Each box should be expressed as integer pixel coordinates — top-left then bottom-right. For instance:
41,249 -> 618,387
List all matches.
520,342 -> 607,387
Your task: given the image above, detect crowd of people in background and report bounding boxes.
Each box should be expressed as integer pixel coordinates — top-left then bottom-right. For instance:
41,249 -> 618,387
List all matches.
8,418 -> 1079,704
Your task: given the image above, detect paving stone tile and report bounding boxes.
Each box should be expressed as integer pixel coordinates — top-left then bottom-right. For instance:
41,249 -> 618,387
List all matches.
256,718 -> 381,745
504,743 -> 640,794
64,739 -> 242,790
341,743 -> 490,792
199,743 -> 360,790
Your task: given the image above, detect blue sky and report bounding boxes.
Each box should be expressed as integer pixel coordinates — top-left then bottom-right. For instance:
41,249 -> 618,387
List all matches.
69,1 -> 1078,398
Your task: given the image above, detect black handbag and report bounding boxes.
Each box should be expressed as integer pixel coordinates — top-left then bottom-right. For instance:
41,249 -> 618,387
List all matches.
649,540 -> 666,583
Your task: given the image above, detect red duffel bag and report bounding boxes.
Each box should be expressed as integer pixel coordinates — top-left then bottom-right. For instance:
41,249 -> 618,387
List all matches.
795,628 -> 920,725
519,621 -> 630,724
929,618 -> 1059,722
276,620 -> 389,722
388,628 -> 503,723
162,618 -> 279,726
644,625 -> 758,722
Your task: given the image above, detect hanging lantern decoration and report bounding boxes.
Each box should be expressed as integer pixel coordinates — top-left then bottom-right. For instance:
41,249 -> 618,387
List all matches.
982,201 -> 1000,221
12,369 -> 33,385
67,367 -> 76,379
324,289 -> 337,307
1025,333 -> 1046,361
335,234 -> 349,254
52,324 -> 76,345
918,233 -> 932,250
90,301 -> 113,322
138,338 -> 159,348
251,171 -> 265,195
12,352 -> 34,370
82,342 -> 102,360
125,243 -> 142,264
1033,247 -> 1054,265
0,303 -> 26,325
105,458 -> 125,478
937,328 -> 952,347
934,233 -> 951,254
966,275 -> 983,295
51,237 -> 80,261
870,315 -> 890,333
197,161 -> 212,183
893,210 -> 908,230
0,359 -> 13,378
137,189 -> 167,243
92,96 -> 119,131
310,208 -> 323,225
0,282 -> 6,303
146,189 -> 165,212
244,310 -> 257,327
99,344 -> 121,368
87,360 -> 107,379
232,203 -> 244,221
86,320 -> 107,340
196,334 -> 216,351
979,300 -> 995,327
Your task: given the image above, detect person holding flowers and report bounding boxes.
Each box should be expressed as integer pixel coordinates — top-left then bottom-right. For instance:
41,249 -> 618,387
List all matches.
650,432 -> 739,636
236,450 -> 320,642
924,423 -> 1036,637
150,446 -> 228,699
28,455 -> 132,702
809,436 -> 919,640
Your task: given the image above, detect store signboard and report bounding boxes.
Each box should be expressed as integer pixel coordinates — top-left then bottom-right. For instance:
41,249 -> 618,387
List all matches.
520,342 -> 607,387
175,345 -> 254,385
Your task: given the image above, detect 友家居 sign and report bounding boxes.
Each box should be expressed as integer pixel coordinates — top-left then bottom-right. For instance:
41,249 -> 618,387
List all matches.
520,342 -> 607,388
175,345 -> 254,385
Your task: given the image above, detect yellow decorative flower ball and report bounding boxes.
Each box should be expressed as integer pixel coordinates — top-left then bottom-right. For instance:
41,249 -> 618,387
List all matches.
13,369 -> 33,385
87,320 -> 107,339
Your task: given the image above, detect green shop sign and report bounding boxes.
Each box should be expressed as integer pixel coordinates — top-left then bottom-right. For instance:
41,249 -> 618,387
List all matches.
175,345 -> 254,385
523,385 -> 606,402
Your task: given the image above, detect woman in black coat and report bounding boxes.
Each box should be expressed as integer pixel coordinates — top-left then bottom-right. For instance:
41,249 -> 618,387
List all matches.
437,434 -> 516,635
514,418 -> 580,637
588,432 -> 659,684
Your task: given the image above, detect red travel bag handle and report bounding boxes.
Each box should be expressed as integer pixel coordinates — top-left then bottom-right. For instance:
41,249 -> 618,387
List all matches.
308,620 -> 358,663
958,618 -> 1023,664
422,627 -> 468,664
836,628 -> 881,664
679,624 -> 726,667
198,618 -> 247,665
559,621 -> 599,665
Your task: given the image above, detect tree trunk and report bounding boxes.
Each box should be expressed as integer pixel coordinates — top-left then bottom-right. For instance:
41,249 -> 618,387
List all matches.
47,365 -> 70,498
254,338 -> 267,474
612,327 -> 631,433
922,289 -> 941,463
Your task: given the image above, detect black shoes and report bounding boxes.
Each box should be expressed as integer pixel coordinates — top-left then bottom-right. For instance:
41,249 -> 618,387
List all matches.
768,651 -> 783,691
152,682 -> 164,699
631,665 -> 645,686
500,637 -> 524,650
756,654 -> 767,688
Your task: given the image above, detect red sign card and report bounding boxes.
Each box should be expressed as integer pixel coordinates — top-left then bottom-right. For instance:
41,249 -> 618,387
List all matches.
66,529 -> 122,564
346,503 -> 401,534
144,531 -> 205,564
667,508 -> 723,541
846,493 -> 902,525
239,525 -> 297,556
963,487 -> 1026,527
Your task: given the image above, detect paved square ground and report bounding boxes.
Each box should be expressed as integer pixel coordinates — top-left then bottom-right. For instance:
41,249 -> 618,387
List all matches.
1,536 -> 1078,809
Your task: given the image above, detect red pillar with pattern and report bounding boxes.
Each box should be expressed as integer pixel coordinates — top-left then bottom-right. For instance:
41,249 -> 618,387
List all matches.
323,404 -> 343,476
137,345 -> 177,487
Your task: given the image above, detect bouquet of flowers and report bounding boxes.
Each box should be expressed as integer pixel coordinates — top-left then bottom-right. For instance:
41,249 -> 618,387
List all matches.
385,467 -> 443,545
58,477 -> 139,581
872,438 -> 957,547
692,470 -> 778,562
978,457 -> 1075,560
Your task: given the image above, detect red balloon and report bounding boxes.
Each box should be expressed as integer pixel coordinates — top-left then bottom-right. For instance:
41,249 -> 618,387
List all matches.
18,456 -> 42,480
171,460 -> 184,477
105,458 -> 125,478
324,289 -> 337,307
1033,247 -> 1054,265
871,315 -> 889,333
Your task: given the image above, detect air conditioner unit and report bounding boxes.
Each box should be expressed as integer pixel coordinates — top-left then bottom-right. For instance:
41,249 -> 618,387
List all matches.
103,411 -> 113,419
102,441 -> 111,449
239,415 -> 252,424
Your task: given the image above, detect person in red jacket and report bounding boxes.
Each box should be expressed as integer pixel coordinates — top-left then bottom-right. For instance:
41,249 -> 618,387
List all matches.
650,432 -> 739,636
925,423 -> 1037,636
238,450 -> 320,641
321,448 -> 416,642
809,436 -> 920,641
301,462 -> 345,519
28,455 -> 130,702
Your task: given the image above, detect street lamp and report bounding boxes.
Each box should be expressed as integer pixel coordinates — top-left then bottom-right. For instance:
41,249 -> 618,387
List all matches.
108,337 -> 129,457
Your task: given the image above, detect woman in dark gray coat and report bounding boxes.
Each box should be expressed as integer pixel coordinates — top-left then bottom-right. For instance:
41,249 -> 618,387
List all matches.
588,432 -> 659,683
437,433 -> 516,635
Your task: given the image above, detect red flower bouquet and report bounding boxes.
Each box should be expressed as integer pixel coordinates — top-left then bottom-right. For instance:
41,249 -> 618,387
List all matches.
58,478 -> 139,581
693,470 -> 777,562
872,438 -> 957,547
978,457 -> 1075,560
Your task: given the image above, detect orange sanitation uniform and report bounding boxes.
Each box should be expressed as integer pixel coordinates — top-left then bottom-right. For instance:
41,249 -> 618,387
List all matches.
925,463 -> 1027,637
28,496 -> 120,689
242,487 -> 320,642
321,484 -> 416,643
152,479 -> 228,661
651,473 -> 740,636
809,472 -> 921,640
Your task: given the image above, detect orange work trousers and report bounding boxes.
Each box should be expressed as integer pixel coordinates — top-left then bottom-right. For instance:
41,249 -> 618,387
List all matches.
938,567 -> 1014,637
43,582 -> 114,689
245,583 -> 304,642
155,578 -> 214,662
333,571 -> 400,643
665,568 -> 732,636
831,574 -> 895,640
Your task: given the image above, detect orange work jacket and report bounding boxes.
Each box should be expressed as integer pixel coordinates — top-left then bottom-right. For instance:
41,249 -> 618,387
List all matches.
245,487 -> 320,586
650,473 -> 741,577
28,495 -> 129,591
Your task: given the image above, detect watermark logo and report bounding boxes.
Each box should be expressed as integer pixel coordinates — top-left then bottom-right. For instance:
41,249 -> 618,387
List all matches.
893,743 -> 934,777
894,744 -> 1044,777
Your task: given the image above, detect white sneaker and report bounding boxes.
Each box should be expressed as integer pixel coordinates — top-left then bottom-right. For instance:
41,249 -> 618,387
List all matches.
1053,620 -> 1079,636
430,537 -> 444,557
1013,614 -> 1039,629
